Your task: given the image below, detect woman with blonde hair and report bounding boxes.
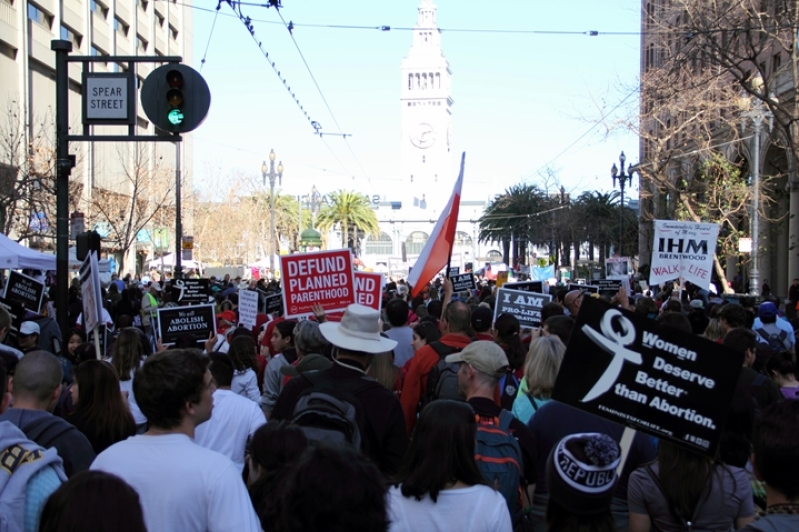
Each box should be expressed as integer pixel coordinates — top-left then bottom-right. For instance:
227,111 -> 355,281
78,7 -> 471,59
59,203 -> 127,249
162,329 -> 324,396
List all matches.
511,336 -> 565,424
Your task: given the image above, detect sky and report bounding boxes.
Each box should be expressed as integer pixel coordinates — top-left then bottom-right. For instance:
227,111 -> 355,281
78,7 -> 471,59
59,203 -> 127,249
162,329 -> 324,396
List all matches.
187,0 -> 642,203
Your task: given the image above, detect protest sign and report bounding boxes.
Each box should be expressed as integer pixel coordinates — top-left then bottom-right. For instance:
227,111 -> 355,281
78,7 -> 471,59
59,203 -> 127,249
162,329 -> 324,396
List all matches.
280,249 -> 356,319
355,272 -> 383,310
264,292 -> 283,314
494,288 -> 552,328
79,251 -> 103,332
552,297 -> 743,456
0,296 -> 24,339
503,281 -> 544,294
157,304 -> 215,345
450,273 -> 476,292
238,290 -> 259,330
590,279 -> 625,297
448,266 -> 460,276
605,257 -> 630,278
650,220 -> 719,289
3,271 -> 44,313
567,283 -> 599,294
496,271 -> 509,288
170,279 -> 211,305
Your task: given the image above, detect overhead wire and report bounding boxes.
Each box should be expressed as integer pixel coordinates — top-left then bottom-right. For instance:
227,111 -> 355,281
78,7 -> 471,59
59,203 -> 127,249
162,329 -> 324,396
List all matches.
198,7 -> 220,71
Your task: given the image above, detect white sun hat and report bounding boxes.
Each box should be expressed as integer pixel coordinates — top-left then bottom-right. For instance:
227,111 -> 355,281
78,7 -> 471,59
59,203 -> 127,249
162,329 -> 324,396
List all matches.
319,304 -> 398,354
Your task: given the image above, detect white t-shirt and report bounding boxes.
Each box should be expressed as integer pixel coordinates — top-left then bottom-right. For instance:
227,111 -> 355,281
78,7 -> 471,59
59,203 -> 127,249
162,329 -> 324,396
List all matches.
108,361 -> 147,425
91,433 -> 260,532
388,484 -> 512,532
194,389 -> 265,471
231,369 -> 261,403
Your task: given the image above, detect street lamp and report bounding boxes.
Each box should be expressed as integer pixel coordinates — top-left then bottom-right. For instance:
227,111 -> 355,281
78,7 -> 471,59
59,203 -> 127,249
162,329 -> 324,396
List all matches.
261,149 -> 284,278
739,94 -> 773,297
611,151 -> 633,257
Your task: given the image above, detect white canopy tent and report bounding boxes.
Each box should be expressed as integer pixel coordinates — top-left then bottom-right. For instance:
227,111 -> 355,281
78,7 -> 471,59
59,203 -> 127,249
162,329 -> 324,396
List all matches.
0,233 -> 57,270
147,253 -> 202,271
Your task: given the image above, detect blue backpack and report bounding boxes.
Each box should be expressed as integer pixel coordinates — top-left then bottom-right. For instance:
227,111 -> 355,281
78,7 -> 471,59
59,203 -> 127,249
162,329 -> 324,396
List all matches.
475,409 -> 523,522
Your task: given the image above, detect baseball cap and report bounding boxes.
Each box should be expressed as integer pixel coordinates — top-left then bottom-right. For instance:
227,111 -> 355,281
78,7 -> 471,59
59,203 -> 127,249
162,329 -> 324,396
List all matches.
759,301 -> 778,320
445,341 -> 508,378
19,321 -> 40,336
470,307 -> 493,332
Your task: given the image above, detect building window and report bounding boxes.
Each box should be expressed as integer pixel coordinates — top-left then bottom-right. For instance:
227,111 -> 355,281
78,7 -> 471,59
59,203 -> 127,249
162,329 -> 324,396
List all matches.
422,155 -> 425,163
365,232 -> 392,255
138,0 -> 148,12
772,52 -> 782,73
27,3 -> 51,28
169,25 -> 178,40
136,35 -> 148,52
405,232 -> 430,255
157,14 -> 165,27
408,74 -> 412,90
114,18 -> 129,37
454,231 -> 473,247
60,25 -> 82,47
90,0 -> 109,18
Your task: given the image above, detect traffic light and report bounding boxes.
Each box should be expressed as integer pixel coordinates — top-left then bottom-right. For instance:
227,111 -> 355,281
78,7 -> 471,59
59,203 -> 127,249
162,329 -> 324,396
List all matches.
140,64 -> 210,134
76,231 -> 101,261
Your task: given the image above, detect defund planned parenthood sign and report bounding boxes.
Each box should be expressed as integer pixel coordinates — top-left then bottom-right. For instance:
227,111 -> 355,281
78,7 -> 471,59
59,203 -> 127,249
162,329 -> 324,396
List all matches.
552,297 -> 743,456
281,249 -> 356,319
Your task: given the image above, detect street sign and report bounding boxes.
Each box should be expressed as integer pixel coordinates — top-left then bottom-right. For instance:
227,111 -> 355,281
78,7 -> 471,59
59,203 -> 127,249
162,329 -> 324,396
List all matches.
82,72 -> 135,125
552,297 -> 743,456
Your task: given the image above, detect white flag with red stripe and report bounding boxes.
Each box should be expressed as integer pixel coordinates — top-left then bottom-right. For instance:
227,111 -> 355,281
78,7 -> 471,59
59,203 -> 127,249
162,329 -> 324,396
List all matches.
408,153 -> 465,297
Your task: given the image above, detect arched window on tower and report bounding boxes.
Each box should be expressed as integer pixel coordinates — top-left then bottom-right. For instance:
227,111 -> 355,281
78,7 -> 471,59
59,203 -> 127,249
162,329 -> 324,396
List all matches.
406,231 -> 430,255
415,73 -> 420,89
422,73 -> 427,90
408,74 -> 412,90
435,73 -> 440,89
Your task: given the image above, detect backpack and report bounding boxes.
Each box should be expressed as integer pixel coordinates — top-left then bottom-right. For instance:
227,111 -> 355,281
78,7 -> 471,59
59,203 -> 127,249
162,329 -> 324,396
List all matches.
475,409 -> 524,523
290,371 -> 381,450
755,328 -> 790,354
424,341 -> 466,405
498,369 -> 520,411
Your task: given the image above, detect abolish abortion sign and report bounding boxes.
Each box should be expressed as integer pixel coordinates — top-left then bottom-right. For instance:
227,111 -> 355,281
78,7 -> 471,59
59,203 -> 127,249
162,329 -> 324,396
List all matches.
649,220 -> 719,289
552,297 -> 743,456
3,271 -> 44,313
281,249 -> 356,319
157,304 -> 215,345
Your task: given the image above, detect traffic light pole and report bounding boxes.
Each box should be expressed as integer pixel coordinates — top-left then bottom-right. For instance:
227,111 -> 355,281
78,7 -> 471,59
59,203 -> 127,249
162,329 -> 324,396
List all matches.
174,140 -> 183,280
53,40 -> 74,338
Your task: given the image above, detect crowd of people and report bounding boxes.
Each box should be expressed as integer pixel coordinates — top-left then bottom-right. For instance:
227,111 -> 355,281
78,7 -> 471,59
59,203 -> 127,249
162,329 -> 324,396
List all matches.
0,269 -> 798,532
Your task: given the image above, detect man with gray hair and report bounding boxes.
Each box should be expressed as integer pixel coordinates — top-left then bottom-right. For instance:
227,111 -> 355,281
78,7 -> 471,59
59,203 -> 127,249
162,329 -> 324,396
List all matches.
0,351 -> 95,477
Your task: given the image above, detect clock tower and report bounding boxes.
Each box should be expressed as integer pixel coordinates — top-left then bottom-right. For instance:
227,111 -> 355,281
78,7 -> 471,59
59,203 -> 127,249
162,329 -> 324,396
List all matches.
400,0 -> 453,214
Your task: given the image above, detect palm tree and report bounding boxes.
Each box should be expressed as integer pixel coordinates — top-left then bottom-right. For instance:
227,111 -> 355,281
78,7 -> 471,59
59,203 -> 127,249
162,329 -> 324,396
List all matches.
478,184 -> 549,265
315,190 -> 379,252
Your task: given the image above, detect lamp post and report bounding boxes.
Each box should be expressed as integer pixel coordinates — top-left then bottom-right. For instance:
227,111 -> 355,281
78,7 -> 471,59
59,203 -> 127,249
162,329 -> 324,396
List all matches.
739,97 -> 772,297
261,150 -> 284,278
611,151 -> 633,257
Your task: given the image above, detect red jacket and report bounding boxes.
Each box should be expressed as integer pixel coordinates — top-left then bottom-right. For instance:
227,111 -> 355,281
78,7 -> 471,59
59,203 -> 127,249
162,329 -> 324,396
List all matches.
400,333 -> 472,435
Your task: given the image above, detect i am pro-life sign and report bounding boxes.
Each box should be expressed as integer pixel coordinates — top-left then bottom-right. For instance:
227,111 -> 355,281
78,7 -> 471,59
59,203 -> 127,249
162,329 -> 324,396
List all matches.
494,288 -> 552,328
82,73 -> 135,125
552,297 -> 743,456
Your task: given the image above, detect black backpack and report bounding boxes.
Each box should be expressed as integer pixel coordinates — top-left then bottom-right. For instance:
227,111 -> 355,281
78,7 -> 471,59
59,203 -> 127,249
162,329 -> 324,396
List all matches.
290,371 -> 382,450
754,328 -> 790,354
424,341 -> 467,405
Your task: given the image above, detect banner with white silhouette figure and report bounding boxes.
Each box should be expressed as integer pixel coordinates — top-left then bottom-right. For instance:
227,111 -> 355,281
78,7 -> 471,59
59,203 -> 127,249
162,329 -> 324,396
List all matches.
552,297 -> 742,456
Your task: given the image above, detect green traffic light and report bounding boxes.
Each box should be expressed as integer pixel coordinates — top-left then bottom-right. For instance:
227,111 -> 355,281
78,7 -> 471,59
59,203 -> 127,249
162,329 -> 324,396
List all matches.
168,108 -> 184,126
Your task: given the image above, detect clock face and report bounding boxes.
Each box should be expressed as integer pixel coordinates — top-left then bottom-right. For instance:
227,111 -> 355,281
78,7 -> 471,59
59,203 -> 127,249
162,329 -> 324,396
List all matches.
410,123 -> 436,149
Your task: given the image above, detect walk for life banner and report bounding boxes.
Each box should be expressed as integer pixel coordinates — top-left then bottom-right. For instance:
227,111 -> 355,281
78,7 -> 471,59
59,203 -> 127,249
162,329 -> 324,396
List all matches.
170,279 -> 211,305
355,272 -> 383,310
552,297 -> 743,456
494,288 -> 552,328
650,220 -> 719,289
238,290 -> 260,330
157,304 -> 215,345
3,270 -> 45,313
79,251 -> 103,332
281,249 -> 356,319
